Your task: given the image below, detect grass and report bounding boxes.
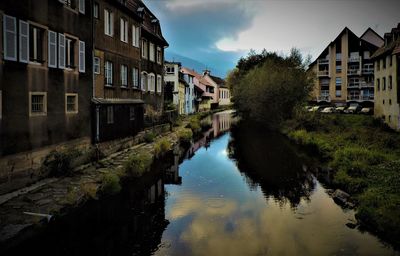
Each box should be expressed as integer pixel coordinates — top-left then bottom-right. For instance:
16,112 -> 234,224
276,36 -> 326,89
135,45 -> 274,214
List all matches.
178,128 -> 193,145
124,151 -> 153,177
154,138 -> 172,157
80,182 -> 98,200
99,173 -> 121,195
284,112 -> 400,245
144,131 -> 156,143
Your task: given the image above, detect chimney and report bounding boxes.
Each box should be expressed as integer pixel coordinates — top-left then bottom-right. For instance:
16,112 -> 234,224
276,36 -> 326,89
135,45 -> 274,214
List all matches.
203,69 -> 210,76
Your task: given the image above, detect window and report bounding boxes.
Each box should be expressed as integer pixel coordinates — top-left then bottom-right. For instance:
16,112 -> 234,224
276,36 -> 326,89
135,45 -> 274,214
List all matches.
389,115 -> 392,123
166,66 -> 174,73
156,47 -> 162,64
335,77 -> 342,86
78,0 -> 85,14
104,9 -> 114,36
130,106 -> 135,120
383,77 -> 386,90
132,67 -> 139,88
157,75 -> 162,93
107,106 -> 114,124
29,25 -> 44,63
383,100 -> 385,105
363,51 -> 370,59
105,61 -> 113,85
65,37 -> 75,68
377,60 -> 380,71
93,3 -> 99,18
79,40 -> 85,72
141,72 -> 147,91
377,78 -> 380,91
149,42 -> 155,62
121,64 -> 128,87
142,39 -> 148,59
389,76 -> 392,90
148,73 -> 155,92
336,65 -> 342,74
132,25 -> 139,47
61,0 -> 75,8
93,57 -> 100,74
383,58 -> 386,69
48,31 -> 57,68
120,18 -> 128,43
390,55 -> 393,66
389,99 -> 392,105
66,93 -> 78,113
3,15 -> 17,61
29,92 -> 47,116
19,21 -> 29,63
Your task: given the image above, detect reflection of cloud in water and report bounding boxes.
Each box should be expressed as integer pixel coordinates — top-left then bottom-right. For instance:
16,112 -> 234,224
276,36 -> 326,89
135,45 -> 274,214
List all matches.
164,189 -> 393,256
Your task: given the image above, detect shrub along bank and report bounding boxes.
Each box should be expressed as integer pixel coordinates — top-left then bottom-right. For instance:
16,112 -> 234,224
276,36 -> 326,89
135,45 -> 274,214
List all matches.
283,112 -> 400,245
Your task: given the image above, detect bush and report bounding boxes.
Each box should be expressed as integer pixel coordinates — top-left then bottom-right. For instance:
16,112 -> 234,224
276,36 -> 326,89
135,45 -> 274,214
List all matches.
200,118 -> 212,131
188,116 -> 201,134
144,131 -> 156,143
154,138 -> 172,157
80,182 -> 98,199
331,147 -> 388,172
178,128 -> 193,145
100,173 -> 121,195
124,151 -> 153,177
42,149 -> 80,177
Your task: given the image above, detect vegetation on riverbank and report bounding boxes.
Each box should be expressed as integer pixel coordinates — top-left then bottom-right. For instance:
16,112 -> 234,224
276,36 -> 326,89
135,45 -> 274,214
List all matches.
283,113 -> 400,244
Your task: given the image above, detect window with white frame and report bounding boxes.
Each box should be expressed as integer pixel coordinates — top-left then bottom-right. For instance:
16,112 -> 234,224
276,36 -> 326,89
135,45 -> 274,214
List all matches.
142,39 -> 148,59
48,31 -> 57,68
59,33 -> 66,68
129,106 -> 135,120
65,37 -> 75,68
93,57 -> 100,74
107,106 -> 114,124
156,47 -> 162,64
29,92 -> 47,116
121,64 -> 128,87
104,9 -> 114,36
78,41 -> 85,72
29,25 -> 44,63
120,18 -> 128,43
141,72 -> 147,91
78,0 -> 85,14
4,15 -> 17,61
93,2 -> 99,18
157,75 -> 162,93
132,67 -> 139,88
148,73 -> 155,92
19,21 -> 29,63
132,25 -> 139,47
105,61 -> 113,85
66,93 -> 78,114
149,42 -> 155,62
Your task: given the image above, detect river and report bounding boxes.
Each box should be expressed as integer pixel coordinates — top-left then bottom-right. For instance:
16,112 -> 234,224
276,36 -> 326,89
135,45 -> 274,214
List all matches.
5,110 -> 399,256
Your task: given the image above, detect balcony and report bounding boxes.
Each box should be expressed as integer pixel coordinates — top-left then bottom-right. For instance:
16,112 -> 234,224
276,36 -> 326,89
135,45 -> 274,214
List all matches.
348,56 -> 360,63
347,69 -> 361,76
362,68 -> 374,75
360,81 -> 374,88
318,59 -> 329,65
317,95 -> 330,102
347,81 -> 360,89
347,95 -> 374,101
317,70 -> 329,77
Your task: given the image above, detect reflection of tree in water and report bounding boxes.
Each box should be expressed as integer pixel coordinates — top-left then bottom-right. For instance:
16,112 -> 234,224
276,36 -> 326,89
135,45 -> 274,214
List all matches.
5,169 -> 169,256
228,121 -> 315,208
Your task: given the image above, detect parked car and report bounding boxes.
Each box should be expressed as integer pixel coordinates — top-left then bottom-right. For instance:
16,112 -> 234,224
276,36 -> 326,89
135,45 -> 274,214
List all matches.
360,107 -> 373,115
344,104 -> 362,114
308,106 -> 321,112
335,106 -> 346,113
321,107 -> 334,113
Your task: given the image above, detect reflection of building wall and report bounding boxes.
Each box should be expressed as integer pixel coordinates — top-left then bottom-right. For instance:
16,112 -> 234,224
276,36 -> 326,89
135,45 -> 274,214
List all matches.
213,112 -> 232,137
165,146 -> 181,185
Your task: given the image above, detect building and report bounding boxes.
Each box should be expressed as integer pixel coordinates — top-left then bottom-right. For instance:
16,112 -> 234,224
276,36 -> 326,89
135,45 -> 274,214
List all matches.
92,0 -> 145,143
164,61 -> 181,108
208,74 -> 230,106
309,27 -> 383,106
202,70 -> 219,109
181,68 -> 195,114
372,23 -> 400,130
178,75 -> 186,115
180,67 -> 212,112
139,3 -> 168,115
0,0 -> 93,156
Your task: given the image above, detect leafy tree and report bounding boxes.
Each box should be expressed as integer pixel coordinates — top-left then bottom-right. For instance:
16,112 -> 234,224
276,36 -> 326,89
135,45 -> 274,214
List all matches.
231,48 -> 313,129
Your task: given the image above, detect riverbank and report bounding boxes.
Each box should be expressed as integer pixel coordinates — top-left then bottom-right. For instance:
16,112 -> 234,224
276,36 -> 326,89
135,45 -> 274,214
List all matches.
0,109 -> 225,249
282,113 -> 400,247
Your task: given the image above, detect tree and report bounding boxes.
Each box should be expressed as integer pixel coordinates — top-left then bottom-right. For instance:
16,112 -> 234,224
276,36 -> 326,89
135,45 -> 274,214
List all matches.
232,48 -> 313,129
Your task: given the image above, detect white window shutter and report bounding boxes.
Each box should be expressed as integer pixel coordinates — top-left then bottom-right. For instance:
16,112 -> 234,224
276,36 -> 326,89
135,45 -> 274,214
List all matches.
120,19 -> 123,41
132,25 -> 135,46
110,12 -> 114,36
79,40 -> 85,73
48,31 -> 57,68
19,20 -> 29,63
58,33 -> 65,69
79,0 -> 85,14
104,10 -> 109,35
3,15 -> 17,61
135,27 -> 139,47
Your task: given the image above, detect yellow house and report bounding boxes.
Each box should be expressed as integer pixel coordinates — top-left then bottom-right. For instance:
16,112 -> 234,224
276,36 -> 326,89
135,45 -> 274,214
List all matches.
372,23 -> 400,130
178,79 -> 186,115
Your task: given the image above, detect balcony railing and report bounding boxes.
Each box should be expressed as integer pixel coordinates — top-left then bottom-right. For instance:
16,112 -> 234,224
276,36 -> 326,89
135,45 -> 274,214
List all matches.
317,95 -> 330,102
362,68 -> 374,75
347,69 -> 361,75
347,95 -> 374,101
348,56 -> 360,62
347,81 -> 360,88
317,70 -> 329,77
360,81 -> 374,88
318,59 -> 329,65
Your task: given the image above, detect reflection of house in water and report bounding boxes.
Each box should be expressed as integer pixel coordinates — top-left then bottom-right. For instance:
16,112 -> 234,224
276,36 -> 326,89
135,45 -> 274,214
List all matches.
165,146 -> 182,185
186,111 -> 235,158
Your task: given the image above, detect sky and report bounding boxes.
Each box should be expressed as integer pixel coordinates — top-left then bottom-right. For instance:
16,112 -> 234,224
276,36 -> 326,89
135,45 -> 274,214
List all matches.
144,0 -> 399,77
